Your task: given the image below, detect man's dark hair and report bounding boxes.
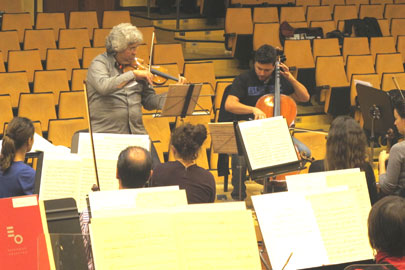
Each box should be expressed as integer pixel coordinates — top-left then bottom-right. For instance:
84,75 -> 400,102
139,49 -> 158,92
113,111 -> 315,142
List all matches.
254,44 -> 277,65
368,196 -> 405,257
117,146 -> 152,188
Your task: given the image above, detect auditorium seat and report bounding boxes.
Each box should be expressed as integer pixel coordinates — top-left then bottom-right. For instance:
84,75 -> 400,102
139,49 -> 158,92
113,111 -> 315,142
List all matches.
153,43 -> 185,74
333,5 -> 358,24
350,73 -> 380,106
0,71 -> 30,107
214,81 -> 232,113
280,6 -> 306,23
346,54 -> 376,80
225,8 -> 253,51
397,35 -> 405,63
378,19 -> 391,36
58,91 -> 88,122
102,10 -> 131,28
381,72 -> 405,90
342,37 -> 370,63
1,12 -> 32,43
312,38 -> 341,60
391,18 -> 405,43
33,70 -> 70,105
82,47 -> 106,68
137,26 -> 156,50
48,118 -> 88,148
253,7 -> 279,23
69,11 -> 99,40
46,48 -> 80,81
71,68 -> 88,91
375,53 -> 404,79
92,28 -> 111,47
151,63 -> 180,86
0,53 -> 4,72
370,0 -> 393,3
359,4 -> 384,19
295,0 -> 320,13
35,12 -> 66,41
321,0 -> 345,13
310,20 -> 336,37
346,0 -> 369,13
0,94 -> 14,136
384,4 -> 405,21
370,36 -> 397,61
253,23 -> 282,51
306,6 -> 333,24
0,30 -> 20,62
183,61 -> 216,93
23,29 -> 57,61
58,28 -> 91,60
284,40 -> 315,70
8,49 -> 43,82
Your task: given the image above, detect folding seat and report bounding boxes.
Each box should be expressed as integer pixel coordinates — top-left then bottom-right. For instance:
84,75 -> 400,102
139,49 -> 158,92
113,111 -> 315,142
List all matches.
346,0 -> 369,13
384,4 -> 405,21
102,10 -> 131,28
82,47 -> 106,68
92,28 -> 111,47
0,71 -> 30,107
58,91 -> 88,122
346,54 -> 376,80
0,0 -> 23,13
397,35 -> 405,63
359,4 -> 384,19
225,8 -> 253,51
296,0 -> 321,12
1,12 -> 32,43
214,81 -> 232,113
18,92 -> 57,132
321,0 -> 345,13
48,118 -> 88,148
35,12 -> 66,41
23,29 -> 56,60
350,73 -> 380,106
315,55 -> 350,115
342,37 -> 370,63
153,43 -> 185,74
0,94 -> 14,136
0,53 -> 4,72
0,30 -> 20,62
8,49 -> 43,82
333,5 -> 358,24
370,36 -> 397,61
71,68 -> 88,91
378,19 -> 391,36
370,0 -> 393,3
375,53 -> 404,79
391,18 -> 405,43
310,20 -> 336,37
183,61 -> 216,93
33,70 -> 70,105
142,115 -> 172,159
253,7 -> 279,23
381,72 -> 405,91
306,6 -> 332,24
69,11 -> 99,40
58,28 -> 91,60
312,38 -> 340,60
253,23 -> 282,51
137,26 -> 157,50
134,44 -> 149,65
280,6 -> 306,23
46,48 -> 80,81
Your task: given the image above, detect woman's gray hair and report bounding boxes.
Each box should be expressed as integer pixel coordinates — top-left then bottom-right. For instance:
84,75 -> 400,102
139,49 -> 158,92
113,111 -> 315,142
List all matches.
105,23 -> 143,55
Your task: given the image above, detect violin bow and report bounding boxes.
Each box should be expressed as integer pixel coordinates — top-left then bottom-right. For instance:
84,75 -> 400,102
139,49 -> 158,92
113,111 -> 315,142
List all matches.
392,76 -> 405,100
148,32 -> 155,73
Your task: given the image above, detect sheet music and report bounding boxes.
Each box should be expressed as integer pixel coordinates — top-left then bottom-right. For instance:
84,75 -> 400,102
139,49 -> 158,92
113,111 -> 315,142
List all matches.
208,122 -> 238,154
90,206 -> 261,270
252,192 -> 328,270
286,168 -> 360,193
238,117 -> 298,170
77,133 -> 150,159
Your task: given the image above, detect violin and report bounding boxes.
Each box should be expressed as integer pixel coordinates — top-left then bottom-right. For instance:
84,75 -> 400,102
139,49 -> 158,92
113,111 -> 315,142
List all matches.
123,57 -> 179,85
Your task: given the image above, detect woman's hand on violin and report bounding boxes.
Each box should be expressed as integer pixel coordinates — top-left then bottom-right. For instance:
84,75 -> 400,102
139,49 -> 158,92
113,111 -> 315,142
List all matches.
177,75 -> 187,85
133,69 -> 154,85
252,107 -> 267,120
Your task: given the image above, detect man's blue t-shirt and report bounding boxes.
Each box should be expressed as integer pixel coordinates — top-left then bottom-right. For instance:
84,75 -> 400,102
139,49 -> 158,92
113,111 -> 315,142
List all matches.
0,161 -> 36,198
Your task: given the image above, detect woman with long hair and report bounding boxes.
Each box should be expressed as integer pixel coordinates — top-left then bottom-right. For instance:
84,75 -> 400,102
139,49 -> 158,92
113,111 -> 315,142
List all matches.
309,115 -> 378,204
150,123 -> 216,204
379,98 -> 405,196
368,196 -> 405,268
0,117 -> 35,198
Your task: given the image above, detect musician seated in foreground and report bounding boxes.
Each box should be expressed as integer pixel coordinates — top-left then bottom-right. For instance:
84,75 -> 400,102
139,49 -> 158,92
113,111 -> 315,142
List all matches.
150,123 -> 216,204
379,99 -> 405,197
86,23 -> 186,167
0,117 -> 35,198
224,44 -> 310,200
368,196 -> 405,268
81,146 -> 152,270
309,116 -> 378,205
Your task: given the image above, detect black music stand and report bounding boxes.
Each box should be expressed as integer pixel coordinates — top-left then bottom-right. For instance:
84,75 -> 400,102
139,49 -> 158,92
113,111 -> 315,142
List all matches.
25,151 -> 44,195
356,84 -> 395,160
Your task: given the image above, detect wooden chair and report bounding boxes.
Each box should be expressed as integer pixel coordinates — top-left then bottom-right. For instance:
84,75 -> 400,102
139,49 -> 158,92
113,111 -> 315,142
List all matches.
23,29 -> 56,61
312,38 -> 341,60
82,47 -> 105,68
310,20 -> 337,37
321,0 -> 345,13
306,6 -> 332,24
18,92 -> 57,132
8,49 -> 43,82
295,0 -> 320,13
225,8 -> 253,51
370,0 -> 393,3
48,118 -> 88,148
0,52 -> 5,72
289,22 -> 309,28
346,0 -> 369,13
315,55 -> 350,114
58,90 -> 88,122
381,72 -> 405,90
184,61 -> 216,93
391,18 -> 405,43
46,48 -> 80,81
92,28 -> 111,47
284,39 -> 315,69
0,30 -> 20,62
137,26 -> 156,50
280,6 -> 306,23
0,71 -> 30,107
346,54 -> 376,80
333,5 -> 358,24
102,10 -> 131,28
384,4 -> 405,21
253,7 -> 279,23
359,4 -> 384,19
375,53 -> 404,79
35,12 -> 66,41
1,13 -> 32,43
153,43 -> 185,74
71,68 -> 88,91
378,19 -> 391,36
253,23 -> 282,50
33,70 -> 70,105
214,81 -> 232,113
342,37 -> 370,63
397,35 -> 405,63
0,94 -> 14,136
370,36 -> 397,62
58,28 -> 91,60
68,11 -> 99,40
350,73 -> 380,106
0,0 -> 23,13
142,115 -> 172,159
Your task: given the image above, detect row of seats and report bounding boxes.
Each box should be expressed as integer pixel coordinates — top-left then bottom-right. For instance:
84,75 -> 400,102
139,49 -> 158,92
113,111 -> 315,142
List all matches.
232,0 -> 405,8
1,10 -> 131,42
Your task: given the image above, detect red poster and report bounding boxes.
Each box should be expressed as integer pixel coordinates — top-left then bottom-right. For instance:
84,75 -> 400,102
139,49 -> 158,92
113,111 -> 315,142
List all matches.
0,195 -> 53,270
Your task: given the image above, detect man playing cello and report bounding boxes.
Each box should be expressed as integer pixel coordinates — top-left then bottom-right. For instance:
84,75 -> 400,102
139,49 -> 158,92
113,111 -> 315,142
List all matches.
224,44 -> 310,200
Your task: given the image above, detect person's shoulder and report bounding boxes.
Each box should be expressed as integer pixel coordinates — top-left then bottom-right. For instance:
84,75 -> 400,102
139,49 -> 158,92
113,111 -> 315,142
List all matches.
390,141 -> 405,153
193,165 -> 215,179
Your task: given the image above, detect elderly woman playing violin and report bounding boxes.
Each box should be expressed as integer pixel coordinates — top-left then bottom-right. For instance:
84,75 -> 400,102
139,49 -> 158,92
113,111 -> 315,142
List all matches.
86,23 -> 186,167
